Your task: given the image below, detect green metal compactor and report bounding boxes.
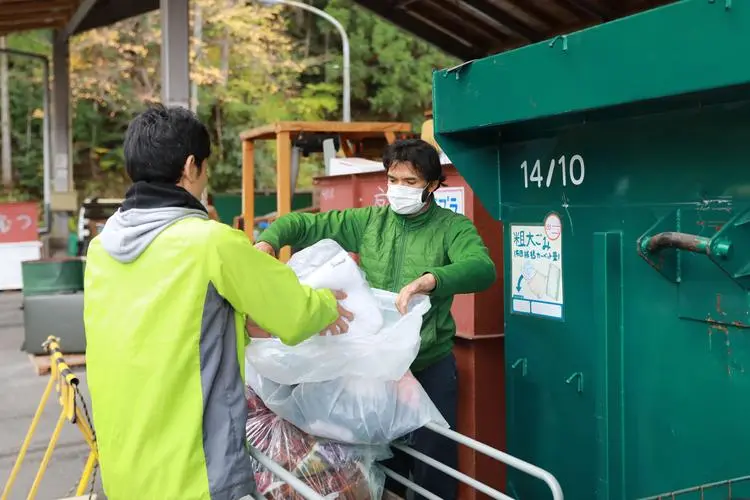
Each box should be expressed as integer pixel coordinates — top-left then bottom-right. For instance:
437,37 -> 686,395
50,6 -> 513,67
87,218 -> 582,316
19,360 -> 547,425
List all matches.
433,1 -> 750,499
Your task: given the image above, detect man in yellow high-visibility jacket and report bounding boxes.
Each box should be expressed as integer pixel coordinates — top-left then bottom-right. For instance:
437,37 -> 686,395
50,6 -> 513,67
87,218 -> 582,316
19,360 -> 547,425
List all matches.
84,105 -> 351,500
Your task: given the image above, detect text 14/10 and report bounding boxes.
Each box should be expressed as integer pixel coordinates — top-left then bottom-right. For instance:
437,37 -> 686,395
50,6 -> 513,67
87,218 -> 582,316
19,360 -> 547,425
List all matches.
520,155 -> 585,189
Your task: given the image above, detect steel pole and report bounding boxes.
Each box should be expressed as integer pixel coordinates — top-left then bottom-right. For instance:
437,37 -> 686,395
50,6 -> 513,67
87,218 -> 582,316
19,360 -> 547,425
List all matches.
265,0 -> 351,122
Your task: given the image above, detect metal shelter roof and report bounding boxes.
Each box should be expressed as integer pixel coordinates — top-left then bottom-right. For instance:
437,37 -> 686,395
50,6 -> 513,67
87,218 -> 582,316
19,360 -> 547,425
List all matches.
0,0 -> 81,36
354,0 -> 677,60
0,0 -> 675,57
0,0 -> 158,38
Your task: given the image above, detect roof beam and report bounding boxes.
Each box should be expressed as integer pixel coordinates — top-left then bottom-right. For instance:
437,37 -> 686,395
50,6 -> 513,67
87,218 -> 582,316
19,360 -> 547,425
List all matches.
555,0 -> 615,21
457,0 -> 542,41
59,0 -> 99,40
0,18 -> 66,36
499,0 -> 560,27
353,0 -> 481,60
419,0 -> 508,47
0,13 -> 68,27
0,0 -> 75,16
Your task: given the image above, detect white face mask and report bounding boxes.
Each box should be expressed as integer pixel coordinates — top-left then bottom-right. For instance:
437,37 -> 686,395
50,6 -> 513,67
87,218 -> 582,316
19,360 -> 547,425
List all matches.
387,184 -> 428,215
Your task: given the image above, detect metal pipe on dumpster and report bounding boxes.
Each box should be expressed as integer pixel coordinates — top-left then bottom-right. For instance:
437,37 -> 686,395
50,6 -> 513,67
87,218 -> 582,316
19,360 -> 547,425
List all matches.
640,231 -> 731,258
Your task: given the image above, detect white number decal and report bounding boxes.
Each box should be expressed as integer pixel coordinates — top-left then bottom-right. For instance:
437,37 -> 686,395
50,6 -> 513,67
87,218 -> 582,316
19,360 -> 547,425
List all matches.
521,154 -> 585,188
569,154 -> 585,186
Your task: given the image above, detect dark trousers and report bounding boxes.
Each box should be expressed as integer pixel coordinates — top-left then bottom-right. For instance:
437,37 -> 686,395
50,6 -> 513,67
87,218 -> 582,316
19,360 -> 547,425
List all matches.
384,353 -> 459,500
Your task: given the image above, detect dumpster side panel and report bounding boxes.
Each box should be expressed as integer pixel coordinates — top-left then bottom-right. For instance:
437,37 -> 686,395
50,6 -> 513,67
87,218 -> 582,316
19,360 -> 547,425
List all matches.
501,103 -> 750,500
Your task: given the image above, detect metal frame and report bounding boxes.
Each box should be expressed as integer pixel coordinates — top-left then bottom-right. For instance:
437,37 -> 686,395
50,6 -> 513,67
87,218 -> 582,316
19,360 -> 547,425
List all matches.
384,422 -> 564,500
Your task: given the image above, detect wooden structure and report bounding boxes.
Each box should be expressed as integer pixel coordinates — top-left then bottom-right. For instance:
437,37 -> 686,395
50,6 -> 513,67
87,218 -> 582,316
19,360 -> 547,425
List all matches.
239,121 -> 411,261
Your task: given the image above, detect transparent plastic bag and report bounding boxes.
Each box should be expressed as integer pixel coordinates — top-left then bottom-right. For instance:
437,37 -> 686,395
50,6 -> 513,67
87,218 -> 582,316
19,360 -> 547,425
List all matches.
247,387 -> 389,500
246,362 -> 448,445
246,289 -> 429,385
245,238 -> 448,445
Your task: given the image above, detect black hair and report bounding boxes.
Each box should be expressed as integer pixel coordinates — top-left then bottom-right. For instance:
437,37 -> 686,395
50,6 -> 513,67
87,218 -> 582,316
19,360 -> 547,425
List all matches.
383,138 -> 446,187
123,104 -> 211,183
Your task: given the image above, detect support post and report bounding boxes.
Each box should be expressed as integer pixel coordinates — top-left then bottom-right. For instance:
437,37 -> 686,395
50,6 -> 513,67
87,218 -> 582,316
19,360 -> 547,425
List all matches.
160,0 -> 190,109
276,132 -> 292,262
242,139 -> 255,239
50,32 -> 76,248
51,34 -> 71,195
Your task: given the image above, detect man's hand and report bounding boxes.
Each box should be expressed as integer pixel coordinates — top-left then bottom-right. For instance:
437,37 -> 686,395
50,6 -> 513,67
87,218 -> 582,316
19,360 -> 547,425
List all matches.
321,290 -> 354,336
245,317 -> 272,339
254,241 -> 276,258
395,274 -> 437,315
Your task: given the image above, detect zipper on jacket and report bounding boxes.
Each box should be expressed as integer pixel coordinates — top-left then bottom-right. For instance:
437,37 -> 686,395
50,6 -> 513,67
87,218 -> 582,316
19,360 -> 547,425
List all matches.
393,218 -> 409,289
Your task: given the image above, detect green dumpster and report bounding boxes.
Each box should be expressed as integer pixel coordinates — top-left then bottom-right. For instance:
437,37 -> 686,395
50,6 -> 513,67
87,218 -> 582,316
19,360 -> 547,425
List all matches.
21,258 -> 85,296
433,1 -> 750,499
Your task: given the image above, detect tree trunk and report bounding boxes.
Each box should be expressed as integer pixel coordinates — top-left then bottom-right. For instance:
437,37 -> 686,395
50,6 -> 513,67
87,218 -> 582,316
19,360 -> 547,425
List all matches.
190,3 -> 203,114
0,36 -> 12,188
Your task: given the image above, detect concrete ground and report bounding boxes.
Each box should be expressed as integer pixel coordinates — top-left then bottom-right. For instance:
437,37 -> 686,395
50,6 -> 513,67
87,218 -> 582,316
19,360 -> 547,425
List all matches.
0,291 -> 104,500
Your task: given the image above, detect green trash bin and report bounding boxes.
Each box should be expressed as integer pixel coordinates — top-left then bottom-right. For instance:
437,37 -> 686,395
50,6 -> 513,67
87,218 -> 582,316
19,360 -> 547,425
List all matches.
434,2 -> 750,499
21,258 -> 85,296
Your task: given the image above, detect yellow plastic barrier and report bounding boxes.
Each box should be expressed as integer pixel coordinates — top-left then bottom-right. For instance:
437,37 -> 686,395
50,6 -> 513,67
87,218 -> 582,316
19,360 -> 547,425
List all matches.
1,336 -> 98,500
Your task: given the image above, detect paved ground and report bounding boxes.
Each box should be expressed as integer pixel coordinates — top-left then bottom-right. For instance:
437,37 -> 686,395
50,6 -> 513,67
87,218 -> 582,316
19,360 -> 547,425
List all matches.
0,291 -> 104,500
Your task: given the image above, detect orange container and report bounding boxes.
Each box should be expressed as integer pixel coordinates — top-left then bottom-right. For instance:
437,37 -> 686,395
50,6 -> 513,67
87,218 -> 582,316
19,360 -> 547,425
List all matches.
314,165 -> 506,499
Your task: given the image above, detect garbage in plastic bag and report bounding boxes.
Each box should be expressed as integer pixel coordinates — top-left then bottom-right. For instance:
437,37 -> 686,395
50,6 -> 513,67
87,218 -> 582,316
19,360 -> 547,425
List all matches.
246,361 -> 448,445
246,289 -> 429,385
247,386 -> 389,500
287,239 -> 384,338
245,238 -> 448,445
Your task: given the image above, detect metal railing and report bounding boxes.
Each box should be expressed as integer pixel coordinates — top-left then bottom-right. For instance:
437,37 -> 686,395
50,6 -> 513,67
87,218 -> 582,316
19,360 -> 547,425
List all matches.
251,419 -> 563,500
638,474 -> 750,500
380,422 -> 564,500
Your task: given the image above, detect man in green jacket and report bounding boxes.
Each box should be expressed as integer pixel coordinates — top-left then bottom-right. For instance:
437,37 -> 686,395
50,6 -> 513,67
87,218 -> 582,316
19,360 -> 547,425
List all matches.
255,138 -> 497,499
84,105 -> 351,500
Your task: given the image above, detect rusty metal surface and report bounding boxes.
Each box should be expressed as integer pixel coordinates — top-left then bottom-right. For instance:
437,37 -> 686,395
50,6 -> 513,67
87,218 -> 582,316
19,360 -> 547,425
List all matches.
646,231 -> 711,254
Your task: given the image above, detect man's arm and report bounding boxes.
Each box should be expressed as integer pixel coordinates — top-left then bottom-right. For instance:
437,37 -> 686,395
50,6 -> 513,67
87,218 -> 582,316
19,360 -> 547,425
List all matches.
257,208 -> 371,254
210,226 -> 341,346
426,218 -> 497,298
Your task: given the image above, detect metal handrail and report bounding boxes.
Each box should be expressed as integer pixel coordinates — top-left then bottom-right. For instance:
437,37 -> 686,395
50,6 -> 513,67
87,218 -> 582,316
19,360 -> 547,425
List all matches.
426,423 -> 564,500
383,422 -> 564,500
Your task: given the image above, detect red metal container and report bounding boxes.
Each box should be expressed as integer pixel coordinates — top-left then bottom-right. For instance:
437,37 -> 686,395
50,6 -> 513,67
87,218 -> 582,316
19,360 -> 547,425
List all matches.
314,166 -> 505,500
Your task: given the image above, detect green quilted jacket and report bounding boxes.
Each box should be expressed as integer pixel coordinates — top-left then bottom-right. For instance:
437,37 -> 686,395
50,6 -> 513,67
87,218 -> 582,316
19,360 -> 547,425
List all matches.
258,201 -> 497,372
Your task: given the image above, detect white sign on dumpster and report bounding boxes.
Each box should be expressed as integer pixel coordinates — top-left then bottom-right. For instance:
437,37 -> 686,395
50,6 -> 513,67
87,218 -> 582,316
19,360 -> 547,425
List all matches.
510,214 -> 564,320
434,187 -> 464,215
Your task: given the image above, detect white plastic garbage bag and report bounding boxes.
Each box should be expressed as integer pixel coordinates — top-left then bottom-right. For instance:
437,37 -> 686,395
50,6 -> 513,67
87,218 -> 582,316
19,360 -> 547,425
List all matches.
246,289 -> 428,385
288,239 -> 384,337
